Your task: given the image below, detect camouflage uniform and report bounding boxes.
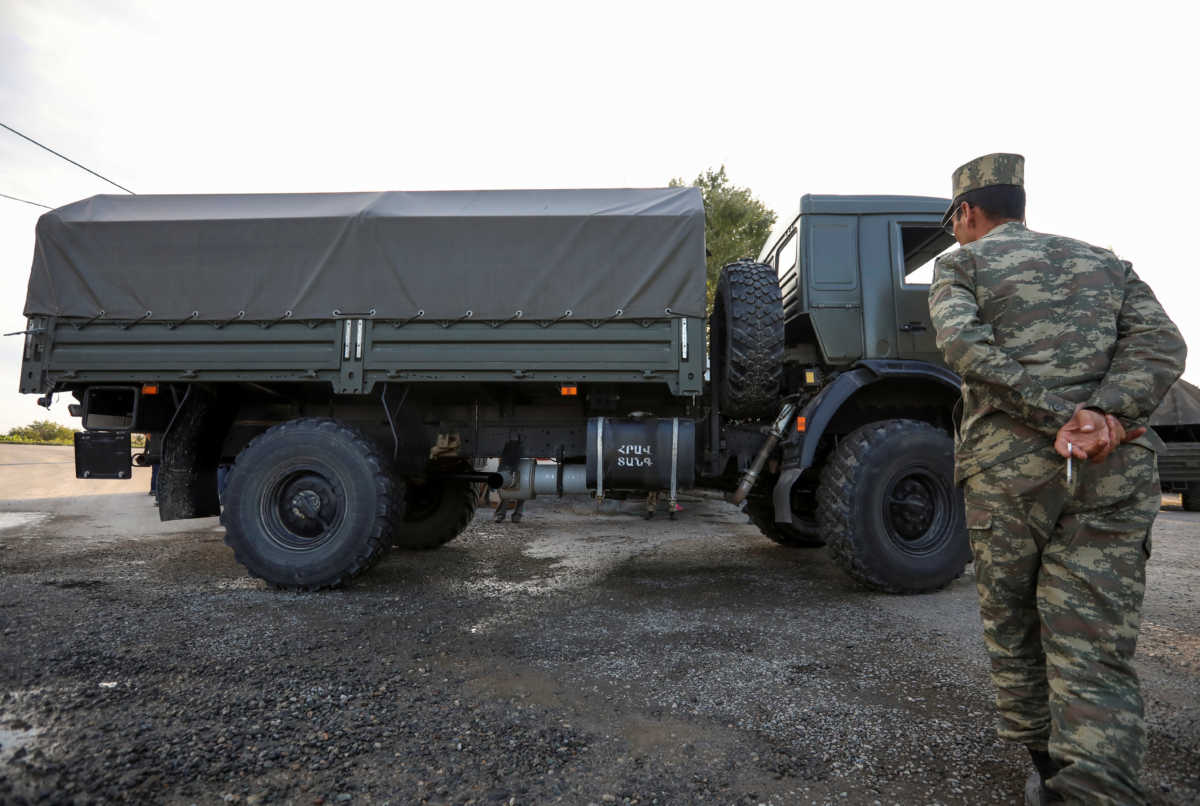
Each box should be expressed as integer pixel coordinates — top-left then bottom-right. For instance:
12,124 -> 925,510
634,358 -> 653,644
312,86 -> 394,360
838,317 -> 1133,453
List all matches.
930,154 -> 1186,805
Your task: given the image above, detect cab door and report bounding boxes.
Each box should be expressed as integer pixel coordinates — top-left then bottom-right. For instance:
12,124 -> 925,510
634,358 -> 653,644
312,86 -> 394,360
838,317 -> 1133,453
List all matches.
890,220 -> 954,365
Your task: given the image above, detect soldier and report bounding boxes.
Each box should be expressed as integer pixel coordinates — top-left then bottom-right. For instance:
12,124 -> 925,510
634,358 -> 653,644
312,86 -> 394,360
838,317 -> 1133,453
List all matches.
929,153 -> 1186,805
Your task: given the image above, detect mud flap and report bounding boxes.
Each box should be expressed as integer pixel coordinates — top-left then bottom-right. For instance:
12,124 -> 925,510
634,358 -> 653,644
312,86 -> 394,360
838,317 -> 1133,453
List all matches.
159,387 -> 237,521
74,431 -> 132,479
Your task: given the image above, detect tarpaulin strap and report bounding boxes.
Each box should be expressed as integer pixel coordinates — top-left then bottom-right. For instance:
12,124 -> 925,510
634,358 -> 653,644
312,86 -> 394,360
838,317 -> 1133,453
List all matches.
120,311 -> 152,330
537,310 -> 573,329
167,311 -> 199,330
213,311 -> 245,330
259,311 -> 293,329
588,309 -> 623,328
489,311 -> 524,328
439,310 -> 474,329
72,310 -> 106,331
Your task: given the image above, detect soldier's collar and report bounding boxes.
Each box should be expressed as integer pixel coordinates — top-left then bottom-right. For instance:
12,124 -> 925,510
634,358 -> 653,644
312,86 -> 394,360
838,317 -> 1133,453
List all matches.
979,220 -> 1027,241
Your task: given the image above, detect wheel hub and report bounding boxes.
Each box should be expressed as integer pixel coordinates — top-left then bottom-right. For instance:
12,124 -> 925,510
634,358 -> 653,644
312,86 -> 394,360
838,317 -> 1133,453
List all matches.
887,475 -> 935,540
291,489 -> 323,519
269,471 -> 341,546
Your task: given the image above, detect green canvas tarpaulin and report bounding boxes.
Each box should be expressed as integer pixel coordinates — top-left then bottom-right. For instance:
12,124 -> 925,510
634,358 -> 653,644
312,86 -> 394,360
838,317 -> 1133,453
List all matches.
23,188 -> 706,323
1151,379 -> 1200,427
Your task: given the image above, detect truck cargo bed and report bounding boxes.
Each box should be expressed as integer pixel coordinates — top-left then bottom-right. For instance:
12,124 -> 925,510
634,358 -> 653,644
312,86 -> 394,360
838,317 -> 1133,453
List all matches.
19,188 -> 706,397
21,317 -> 703,396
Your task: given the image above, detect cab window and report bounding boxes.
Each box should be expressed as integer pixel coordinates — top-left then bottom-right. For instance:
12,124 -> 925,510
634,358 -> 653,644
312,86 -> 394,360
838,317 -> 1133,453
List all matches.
898,224 -> 955,286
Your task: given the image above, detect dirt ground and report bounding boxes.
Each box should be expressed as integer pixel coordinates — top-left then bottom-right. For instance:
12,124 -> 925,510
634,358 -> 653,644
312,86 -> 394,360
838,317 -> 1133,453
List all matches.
0,444 -> 1197,805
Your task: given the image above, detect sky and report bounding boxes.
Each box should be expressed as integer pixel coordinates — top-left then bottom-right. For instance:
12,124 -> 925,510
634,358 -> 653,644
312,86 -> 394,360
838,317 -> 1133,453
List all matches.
1,0 -> 1196,432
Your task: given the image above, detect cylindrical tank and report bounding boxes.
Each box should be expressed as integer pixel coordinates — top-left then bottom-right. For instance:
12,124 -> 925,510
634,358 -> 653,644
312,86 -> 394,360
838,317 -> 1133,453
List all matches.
585,417 -> 695,495
498,459 -> 589,501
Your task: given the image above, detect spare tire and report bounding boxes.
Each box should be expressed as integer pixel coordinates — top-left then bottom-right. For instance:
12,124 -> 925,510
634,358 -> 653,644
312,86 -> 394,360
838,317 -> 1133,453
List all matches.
710,260 -> 785,420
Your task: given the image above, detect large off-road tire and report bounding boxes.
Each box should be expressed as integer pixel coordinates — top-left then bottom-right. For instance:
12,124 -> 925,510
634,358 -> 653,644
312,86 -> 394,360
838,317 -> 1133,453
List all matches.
1182,488 -> 1200,512
710,260 -> 784,420
746,497 -> 825,548
818,419 -> 968,594
393,478 -> 477,549
220,418 -> 399,590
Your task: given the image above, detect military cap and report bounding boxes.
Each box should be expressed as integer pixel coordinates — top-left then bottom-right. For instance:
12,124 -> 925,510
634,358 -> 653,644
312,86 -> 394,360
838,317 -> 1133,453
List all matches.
943,152 -> 1025,226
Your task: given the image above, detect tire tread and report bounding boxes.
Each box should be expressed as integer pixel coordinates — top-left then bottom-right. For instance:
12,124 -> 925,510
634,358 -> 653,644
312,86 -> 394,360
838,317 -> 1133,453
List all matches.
394,480 -> 477,550
746,497 -> 824,548
819,419 -> 965,594
712,260 -> 784,419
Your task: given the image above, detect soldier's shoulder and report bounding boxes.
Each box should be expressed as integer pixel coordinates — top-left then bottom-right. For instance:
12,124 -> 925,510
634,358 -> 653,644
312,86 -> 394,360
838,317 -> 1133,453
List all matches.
971,225 -> 1120,269
1034,229 -> 1118,261
934,246 -> 973,271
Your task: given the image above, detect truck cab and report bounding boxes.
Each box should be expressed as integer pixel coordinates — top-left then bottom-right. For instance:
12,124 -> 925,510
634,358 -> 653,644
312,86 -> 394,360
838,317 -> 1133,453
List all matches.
760,194 -> 954,369
715,194 -> 969,594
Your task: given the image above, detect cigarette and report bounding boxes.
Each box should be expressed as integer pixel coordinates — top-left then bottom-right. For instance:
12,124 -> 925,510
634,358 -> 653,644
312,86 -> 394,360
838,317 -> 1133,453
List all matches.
1067,442 -> 1073,484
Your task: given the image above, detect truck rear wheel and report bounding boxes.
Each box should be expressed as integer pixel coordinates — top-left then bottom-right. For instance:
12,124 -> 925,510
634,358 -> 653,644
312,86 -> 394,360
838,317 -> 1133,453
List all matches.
220,418 -> 399,590
818,419 -> 968,594
710,260 -> 784,420
746,497 -> 825,548
393,478 -> 477,549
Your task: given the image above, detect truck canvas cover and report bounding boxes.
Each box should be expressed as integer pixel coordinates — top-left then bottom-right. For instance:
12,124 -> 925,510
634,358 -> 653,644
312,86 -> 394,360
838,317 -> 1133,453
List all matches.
24,188 -> 706,322
1151,379 -> 1200,427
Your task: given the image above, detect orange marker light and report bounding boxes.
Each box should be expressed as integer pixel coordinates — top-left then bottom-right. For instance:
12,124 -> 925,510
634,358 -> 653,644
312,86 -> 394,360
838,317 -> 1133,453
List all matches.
560,385 -> 578,396
142,384 -> 159,395
796,416 -> 807,432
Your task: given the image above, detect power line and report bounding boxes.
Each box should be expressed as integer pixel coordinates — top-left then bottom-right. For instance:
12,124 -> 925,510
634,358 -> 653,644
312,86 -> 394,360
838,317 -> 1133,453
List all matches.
1,121 -> 135,194
0,191 -> 52,210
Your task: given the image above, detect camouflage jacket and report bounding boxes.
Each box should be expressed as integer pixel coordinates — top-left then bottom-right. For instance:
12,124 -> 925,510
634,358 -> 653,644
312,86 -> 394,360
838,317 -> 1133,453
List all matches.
929,221 -> 1186,482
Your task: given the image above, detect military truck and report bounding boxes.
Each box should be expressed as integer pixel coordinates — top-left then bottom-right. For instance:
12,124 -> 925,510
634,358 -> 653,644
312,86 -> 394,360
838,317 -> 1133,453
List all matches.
1150,379 -> 1200,511
16,188 -> 970,593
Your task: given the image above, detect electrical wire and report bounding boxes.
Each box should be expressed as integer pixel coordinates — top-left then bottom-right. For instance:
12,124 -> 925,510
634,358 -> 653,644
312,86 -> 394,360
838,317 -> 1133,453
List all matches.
0,191 -> 52,210
1,121 -> 135,194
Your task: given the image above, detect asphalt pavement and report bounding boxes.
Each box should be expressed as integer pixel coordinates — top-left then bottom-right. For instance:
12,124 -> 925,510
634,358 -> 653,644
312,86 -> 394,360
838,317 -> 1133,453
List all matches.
0,444 -> 1197,805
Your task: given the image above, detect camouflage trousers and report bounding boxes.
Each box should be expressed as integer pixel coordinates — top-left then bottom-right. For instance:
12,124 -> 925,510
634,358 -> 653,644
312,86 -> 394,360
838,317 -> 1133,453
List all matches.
963,444 -> 1160,806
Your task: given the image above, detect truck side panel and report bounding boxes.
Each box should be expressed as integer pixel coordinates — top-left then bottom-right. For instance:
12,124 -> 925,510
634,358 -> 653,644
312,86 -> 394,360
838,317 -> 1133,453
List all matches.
23,317 -> 705,397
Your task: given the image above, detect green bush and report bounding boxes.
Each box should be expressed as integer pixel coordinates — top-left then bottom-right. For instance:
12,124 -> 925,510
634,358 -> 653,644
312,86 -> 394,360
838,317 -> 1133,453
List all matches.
1,419 -> 77,445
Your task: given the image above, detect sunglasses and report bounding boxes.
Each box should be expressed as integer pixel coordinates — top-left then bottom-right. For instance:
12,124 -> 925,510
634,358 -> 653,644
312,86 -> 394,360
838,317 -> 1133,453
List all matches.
943,203 -> 964,237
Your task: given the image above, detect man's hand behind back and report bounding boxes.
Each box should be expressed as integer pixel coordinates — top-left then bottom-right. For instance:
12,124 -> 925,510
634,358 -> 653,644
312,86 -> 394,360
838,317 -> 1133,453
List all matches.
1054,406 -> 1147,464
1055,408 -> 1110,461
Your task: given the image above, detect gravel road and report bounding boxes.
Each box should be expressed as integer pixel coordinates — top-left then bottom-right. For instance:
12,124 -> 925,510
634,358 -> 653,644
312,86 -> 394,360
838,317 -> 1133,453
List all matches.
0,445 -> 1197,805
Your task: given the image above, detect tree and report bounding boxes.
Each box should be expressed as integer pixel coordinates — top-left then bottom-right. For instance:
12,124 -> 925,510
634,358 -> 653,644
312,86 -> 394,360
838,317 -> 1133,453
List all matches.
670,166 -> 777,312
4,419 -> 77,444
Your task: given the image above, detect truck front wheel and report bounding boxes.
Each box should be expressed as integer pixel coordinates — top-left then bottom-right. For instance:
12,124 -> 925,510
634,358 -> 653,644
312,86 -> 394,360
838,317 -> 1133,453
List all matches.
392,478 -> 477,549
818,419 -> 968,594
220,418 -> 399,590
